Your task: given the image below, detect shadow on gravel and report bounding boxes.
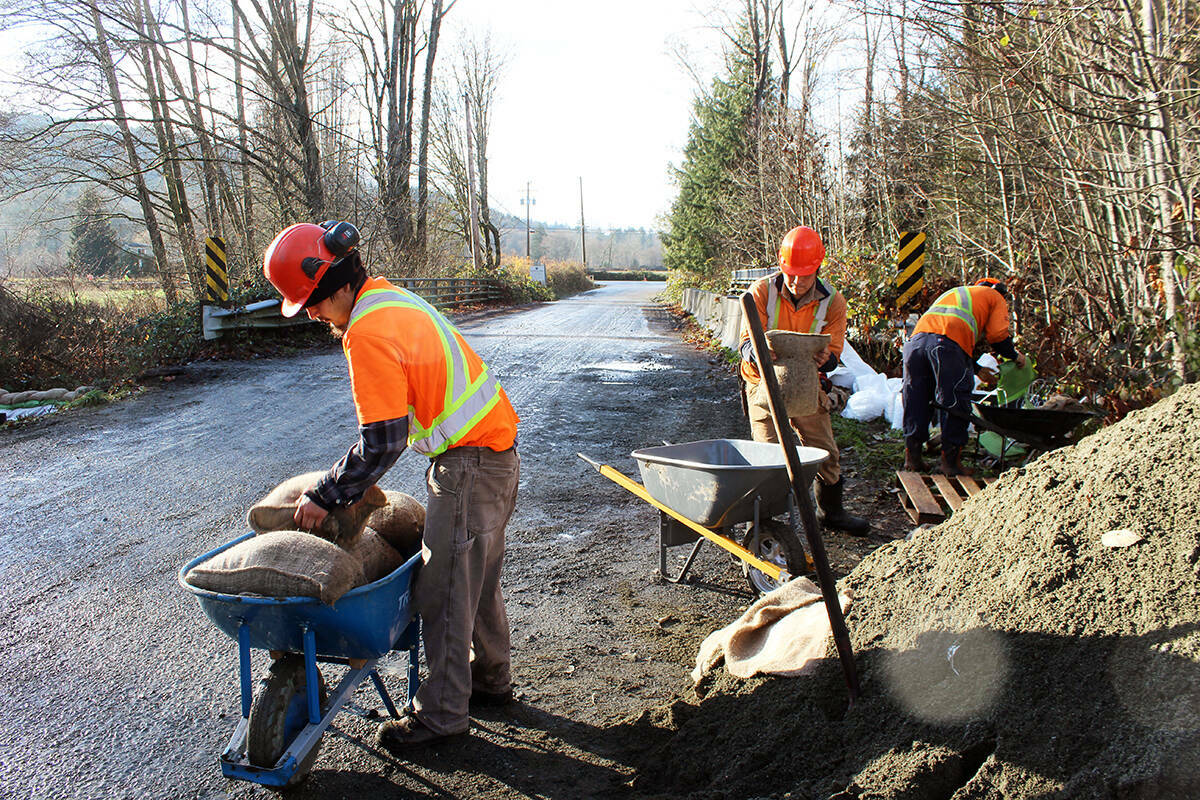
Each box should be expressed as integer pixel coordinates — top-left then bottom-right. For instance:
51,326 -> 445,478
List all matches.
628,625 -> 1200,799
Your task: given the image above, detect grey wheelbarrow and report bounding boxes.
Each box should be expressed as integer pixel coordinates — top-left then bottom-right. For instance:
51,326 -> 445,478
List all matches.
580,438 -> 827,594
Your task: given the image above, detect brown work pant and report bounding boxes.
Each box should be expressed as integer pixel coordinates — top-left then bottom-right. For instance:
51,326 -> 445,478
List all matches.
748,391 -> 840,485
412,445 -> 520,735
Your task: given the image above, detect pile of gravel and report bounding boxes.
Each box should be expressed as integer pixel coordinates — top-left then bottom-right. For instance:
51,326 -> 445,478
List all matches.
628,382 -> 1200,799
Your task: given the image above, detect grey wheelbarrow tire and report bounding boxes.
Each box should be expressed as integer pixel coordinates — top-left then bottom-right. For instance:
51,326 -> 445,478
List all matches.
246,654 -> 327,784
742,517 -> 805,595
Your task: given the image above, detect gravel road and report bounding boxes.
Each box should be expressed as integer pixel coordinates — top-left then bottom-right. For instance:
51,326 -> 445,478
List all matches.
0,280 -> 891,799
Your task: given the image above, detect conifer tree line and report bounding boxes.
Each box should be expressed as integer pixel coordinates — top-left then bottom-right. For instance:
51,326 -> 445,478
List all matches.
663,0 -> 1198,392
0,0 -> 507,303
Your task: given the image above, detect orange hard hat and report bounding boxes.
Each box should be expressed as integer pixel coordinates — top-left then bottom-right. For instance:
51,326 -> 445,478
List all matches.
778,226 -> 825,276
263,222 -> 359,317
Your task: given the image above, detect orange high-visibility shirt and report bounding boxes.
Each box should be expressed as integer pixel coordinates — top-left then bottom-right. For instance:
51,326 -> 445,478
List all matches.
913,285 -> 1010,355
342,277 -> 518,454
739,273 -> 847,386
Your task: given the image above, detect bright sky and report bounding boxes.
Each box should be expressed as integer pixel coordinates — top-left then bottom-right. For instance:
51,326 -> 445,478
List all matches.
445,0 -> 722,232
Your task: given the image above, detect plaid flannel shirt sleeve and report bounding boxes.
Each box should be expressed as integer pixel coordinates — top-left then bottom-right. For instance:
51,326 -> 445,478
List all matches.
305,416 -> 409,509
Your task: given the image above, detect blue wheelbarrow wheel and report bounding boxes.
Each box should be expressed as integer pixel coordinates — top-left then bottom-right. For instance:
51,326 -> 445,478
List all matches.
246,654 -> 327,785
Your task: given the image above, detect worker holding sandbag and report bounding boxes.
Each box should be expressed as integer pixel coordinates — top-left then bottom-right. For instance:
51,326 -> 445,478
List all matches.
739,226 -> 869,536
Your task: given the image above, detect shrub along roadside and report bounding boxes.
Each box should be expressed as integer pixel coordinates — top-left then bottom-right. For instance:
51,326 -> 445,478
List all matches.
1,267 -> 593,405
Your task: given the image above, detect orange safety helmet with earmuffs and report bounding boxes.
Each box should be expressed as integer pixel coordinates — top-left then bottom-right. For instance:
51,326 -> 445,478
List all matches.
263,221 -> 360,317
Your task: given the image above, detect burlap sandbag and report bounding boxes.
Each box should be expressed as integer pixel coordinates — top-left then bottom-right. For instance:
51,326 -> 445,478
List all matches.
347,527 -> 409,584
365,491 -> 425,555
754,331 -> 831,418
185,530 -> 365,604
247,471 -> 386,547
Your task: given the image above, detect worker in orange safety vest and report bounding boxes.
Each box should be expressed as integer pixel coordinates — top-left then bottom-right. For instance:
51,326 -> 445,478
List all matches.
901,277 -> 1027,475
739,225 -> 869,536
263,221 -> 521,751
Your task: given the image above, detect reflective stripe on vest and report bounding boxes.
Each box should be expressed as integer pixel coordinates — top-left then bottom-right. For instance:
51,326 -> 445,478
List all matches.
925,287 -> 978,339
348,286 -> 504,457
766,274 -> 835,332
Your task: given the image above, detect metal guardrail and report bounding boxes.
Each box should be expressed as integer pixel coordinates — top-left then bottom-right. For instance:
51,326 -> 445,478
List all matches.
201,278 -> 504,340
202,299 -> 308,340
728,267 -> 776,294
393,278 -> 503,307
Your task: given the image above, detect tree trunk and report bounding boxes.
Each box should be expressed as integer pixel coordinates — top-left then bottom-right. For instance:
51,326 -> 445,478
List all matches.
89,1 -> 176,303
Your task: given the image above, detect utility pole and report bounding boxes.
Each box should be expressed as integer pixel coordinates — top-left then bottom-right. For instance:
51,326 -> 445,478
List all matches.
520,181 -> 535,258
578,176 -> 587,268
464,93 -> 482,271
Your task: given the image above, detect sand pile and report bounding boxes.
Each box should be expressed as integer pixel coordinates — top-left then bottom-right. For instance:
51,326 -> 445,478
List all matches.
629,382 -> 1200,799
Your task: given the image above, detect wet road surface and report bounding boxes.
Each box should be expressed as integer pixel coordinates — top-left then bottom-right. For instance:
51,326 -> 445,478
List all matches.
0,281 -> 755,799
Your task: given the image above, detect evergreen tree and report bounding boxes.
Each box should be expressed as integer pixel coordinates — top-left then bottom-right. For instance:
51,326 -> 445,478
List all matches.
69,189 -> 125,275
660,48 -> 756,280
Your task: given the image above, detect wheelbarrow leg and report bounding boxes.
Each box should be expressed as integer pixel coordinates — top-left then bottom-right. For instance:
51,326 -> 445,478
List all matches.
369,671 -> 401,718
303,627 -> 320,725
237,622 -> 253,719
659,536 -> 705,584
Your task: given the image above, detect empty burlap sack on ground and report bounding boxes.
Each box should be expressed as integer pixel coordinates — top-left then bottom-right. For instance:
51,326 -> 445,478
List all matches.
365,490 -> 425,555
185,530 -> 365,604
348,527 -> 410,583
692,576 -> 852,684
247,470 -> 386,547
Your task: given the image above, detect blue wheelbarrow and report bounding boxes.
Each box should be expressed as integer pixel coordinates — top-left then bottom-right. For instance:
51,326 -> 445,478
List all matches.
179,532 -> 422,788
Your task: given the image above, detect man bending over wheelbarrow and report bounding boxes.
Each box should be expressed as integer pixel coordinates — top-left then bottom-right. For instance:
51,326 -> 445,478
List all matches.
739,225 -> 869,536
263,221 -> 521,750
901,277 -> 1027,476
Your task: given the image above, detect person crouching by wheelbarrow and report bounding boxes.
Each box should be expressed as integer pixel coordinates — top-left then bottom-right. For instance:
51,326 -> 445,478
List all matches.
263,221 -> 521,750
739,225 -> 869,536
901,277 -> 1027,476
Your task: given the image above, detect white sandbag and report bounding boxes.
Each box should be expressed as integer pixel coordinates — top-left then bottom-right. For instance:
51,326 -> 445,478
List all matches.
843,390 -> 886,421
885,387 -> 905,429
838,340 -> 877,381
828,366 -> 856,390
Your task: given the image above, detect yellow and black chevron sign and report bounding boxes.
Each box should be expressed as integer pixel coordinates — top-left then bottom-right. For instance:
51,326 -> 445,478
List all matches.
894,231 -> 925,309
204,235 -> 228,304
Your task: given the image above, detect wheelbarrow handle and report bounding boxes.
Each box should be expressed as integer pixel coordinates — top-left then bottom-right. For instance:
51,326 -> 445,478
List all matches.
577,453 -> 790,582
931,401 -> 1054,450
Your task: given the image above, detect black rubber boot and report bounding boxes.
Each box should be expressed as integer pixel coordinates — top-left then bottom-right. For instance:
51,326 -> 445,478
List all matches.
817,477 -> 870,536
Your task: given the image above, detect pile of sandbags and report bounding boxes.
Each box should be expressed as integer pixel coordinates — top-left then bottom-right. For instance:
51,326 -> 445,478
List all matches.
0,386 -> 96,405
185,471 -> 426,604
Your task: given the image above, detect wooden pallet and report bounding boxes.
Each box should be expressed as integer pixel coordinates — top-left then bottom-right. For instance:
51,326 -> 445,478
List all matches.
895,471 -> 995,525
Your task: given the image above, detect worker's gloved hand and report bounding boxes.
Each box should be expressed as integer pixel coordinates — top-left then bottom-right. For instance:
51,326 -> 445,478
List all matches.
812,346 -> 831,365
294,495 -> 329,531
1015,352 -> 1028,369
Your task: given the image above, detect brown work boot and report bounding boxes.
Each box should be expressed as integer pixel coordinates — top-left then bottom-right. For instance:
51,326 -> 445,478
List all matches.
376,713 -> 464,751
937,446 -> 973,477
903,445 -> 928,472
